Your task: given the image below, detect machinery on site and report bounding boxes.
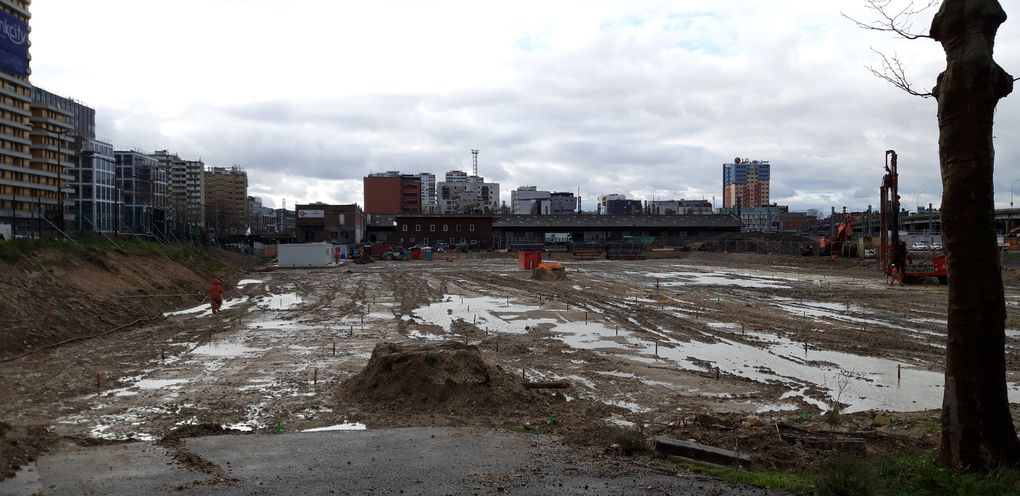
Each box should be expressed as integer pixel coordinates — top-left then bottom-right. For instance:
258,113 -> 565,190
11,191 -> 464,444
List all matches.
1005,227 -> 1020,251
819,211 -> 854,259
879,150 -> 948,284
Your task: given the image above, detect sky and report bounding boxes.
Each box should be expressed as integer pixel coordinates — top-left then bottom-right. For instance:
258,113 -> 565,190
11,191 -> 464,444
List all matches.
26,1 -> 1020,213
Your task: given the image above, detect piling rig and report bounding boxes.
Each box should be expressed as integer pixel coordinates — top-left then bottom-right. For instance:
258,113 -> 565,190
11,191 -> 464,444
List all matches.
879,150 -> 948,284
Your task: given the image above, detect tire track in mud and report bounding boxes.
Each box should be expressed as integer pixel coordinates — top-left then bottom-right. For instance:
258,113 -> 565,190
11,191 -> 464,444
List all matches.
449,265 -> 952,393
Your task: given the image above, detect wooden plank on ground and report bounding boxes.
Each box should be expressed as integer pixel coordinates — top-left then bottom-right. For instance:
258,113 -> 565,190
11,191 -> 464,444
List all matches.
654,436 -> 752,467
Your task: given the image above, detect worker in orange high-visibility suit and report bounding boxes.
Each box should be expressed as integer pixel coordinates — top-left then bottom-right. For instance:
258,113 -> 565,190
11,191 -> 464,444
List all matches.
209,279 -> 224,313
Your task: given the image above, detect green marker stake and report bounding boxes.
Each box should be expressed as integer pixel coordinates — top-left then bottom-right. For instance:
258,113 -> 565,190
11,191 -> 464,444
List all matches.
276,419 -> 282,433
548,415 -> 556,433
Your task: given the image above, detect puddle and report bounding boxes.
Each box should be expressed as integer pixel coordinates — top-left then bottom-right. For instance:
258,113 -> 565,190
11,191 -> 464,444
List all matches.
544,317 -> 1020,413
135,378 -> 190,390
192,341 -> 263,357
248,318 -> 316,332
411,295 -> 545,334
301,422 -> 367,432
771,299 -> 943,337
407,330 -> 449,341
254,293 -> 304,310
236,279 -> 266,286
647,270 -> 791,289
163,297 -> 250,317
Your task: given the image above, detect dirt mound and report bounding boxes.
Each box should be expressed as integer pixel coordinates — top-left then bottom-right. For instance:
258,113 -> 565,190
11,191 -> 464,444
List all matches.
0,242 -> 254,359
531,268 -> 567,281
338,342 -> 536,412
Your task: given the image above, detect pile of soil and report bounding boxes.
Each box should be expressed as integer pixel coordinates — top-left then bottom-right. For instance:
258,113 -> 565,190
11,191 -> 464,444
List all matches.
531,268 -> 567,281
338,342 -> 537,412
0,245 -> 254,359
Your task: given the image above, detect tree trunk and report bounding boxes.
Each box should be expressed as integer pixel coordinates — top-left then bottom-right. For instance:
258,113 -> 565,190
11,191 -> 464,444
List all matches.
931,0 -> 1019,471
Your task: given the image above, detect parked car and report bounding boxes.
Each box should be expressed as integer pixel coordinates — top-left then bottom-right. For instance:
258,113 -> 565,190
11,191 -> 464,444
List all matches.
911,242 -> 930,250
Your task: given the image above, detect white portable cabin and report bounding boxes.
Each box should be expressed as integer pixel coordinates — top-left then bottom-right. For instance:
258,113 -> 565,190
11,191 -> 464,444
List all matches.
278,243 -> 335,267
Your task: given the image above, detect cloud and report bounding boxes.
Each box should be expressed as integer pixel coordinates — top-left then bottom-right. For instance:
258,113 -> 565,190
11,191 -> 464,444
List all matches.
27,1 -> 1020,212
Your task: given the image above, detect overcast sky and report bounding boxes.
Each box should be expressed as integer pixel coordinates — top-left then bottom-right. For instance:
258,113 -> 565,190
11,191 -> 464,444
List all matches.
27,1 -> 1020,212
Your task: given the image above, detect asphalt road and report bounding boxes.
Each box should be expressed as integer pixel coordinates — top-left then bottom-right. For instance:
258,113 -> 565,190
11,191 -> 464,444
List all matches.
0,427 -> 781,496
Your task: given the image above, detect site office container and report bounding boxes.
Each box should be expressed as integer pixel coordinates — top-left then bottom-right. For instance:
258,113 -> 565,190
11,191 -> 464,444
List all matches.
278,243 -> 334,267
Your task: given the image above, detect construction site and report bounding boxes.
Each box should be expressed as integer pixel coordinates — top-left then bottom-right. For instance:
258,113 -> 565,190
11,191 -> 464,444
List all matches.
1,236 -> 1019,493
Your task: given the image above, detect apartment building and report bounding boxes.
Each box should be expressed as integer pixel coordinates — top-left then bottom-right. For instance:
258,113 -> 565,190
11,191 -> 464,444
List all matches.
723,157 -> 771,208
204,166 -> 248,236
0,1 -> 34,237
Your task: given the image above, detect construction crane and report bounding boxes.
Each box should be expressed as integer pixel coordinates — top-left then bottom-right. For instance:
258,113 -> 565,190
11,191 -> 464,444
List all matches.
879,150 -> 947,284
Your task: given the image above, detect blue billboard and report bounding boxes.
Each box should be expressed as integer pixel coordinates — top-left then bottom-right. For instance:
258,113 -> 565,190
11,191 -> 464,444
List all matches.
0,9 -> 28,77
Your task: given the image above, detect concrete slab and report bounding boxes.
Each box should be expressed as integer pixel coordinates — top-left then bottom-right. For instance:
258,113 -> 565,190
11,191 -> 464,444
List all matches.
1,428 -> 779,495
0,441 -> 214,496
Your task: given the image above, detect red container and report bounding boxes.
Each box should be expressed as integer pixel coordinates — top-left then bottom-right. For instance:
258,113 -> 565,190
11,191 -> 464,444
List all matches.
517,251 -> 543,270
370,244 -> 395,257
410,249 -> 422,260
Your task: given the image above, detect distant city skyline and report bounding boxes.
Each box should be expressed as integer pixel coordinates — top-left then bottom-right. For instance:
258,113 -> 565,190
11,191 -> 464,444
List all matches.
26,1 -> 1020,213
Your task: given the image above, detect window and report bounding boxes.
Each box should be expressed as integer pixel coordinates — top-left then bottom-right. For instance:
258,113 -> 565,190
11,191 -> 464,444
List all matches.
423,238 -> 429,245
416,224 -> 421,232
430,224 -> 435,232
460,238 -> 467,243
469,224 -> 475,232
443,224 -> 449,232
450,237 -> 455,243
456,224 -> 462,232
409,238 -> 415,243
402,225 -> 408,232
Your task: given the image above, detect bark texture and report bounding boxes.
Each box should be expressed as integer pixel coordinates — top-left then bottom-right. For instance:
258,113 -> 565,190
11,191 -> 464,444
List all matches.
931,0 -> 1019,471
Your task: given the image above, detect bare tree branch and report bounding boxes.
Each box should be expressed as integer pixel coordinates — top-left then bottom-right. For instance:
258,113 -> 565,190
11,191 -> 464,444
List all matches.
866,48 -> 935,98
842,0 -> 938,40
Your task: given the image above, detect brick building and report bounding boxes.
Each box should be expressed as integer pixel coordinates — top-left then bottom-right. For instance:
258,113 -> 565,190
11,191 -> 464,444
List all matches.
295,203 -> 365,243
364,172 -> 421,215
394,215 -> 493,248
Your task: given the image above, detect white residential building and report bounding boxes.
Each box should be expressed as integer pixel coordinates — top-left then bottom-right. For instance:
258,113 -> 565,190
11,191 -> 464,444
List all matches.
437,170 -> 499,214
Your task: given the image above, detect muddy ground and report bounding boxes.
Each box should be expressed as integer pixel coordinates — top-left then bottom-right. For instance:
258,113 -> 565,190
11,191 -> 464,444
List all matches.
3,251 -> 1020,479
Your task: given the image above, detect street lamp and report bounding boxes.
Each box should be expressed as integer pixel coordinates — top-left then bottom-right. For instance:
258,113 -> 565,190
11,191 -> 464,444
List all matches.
1011,178 -> 1020,232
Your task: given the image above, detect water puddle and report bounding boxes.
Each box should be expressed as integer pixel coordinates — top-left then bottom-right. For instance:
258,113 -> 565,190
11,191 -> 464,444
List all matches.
236,279 -> 266,286
134,378 -> 190,390
163,297 -> 250,317
254,293 -> 304,310
648,271 -> 791,289
301,422 -> 367,432
411,295 -> 546,334
192,340 -> 263,357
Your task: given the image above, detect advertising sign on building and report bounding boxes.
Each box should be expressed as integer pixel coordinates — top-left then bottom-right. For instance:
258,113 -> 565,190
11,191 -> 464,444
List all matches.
0,10 -> 29,77
297,209 -> 325,219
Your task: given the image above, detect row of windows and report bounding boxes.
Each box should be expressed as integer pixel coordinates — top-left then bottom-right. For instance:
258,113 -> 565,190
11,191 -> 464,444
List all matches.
0,94 -> 20,107
0,187 -> 61,201
0,110 -> 28,123
1,138 -> 27,152
402,238 -> 469,245
401,223 -> 476,232
0,125 -> 28,140
0,80 -> 30,98
2,168 -> 64,186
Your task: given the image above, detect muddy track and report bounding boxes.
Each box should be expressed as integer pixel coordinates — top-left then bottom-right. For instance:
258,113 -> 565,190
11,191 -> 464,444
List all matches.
454,264 -> 956,373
